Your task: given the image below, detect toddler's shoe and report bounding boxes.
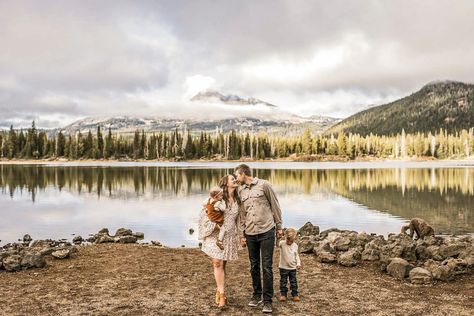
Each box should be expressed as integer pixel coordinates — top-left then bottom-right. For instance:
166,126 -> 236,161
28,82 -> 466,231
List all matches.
216,239 -> 224,250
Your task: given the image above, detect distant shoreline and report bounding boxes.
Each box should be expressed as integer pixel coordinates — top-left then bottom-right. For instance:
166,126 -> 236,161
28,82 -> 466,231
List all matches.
1,157 -> 474,169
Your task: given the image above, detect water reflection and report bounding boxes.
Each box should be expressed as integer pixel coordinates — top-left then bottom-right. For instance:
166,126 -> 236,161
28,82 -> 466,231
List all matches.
0,164 -> 473,245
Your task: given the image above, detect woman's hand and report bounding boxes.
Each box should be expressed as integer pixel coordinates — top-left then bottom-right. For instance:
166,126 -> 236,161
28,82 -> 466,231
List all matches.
240,237 -> 247,248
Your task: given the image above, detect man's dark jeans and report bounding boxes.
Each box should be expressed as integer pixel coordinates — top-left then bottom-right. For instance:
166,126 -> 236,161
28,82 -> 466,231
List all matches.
245,227 -> 275,304
279,268 -> 298,297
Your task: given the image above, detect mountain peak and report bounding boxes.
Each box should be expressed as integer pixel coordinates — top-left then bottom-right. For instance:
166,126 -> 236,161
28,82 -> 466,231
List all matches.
190,90 -> 277,107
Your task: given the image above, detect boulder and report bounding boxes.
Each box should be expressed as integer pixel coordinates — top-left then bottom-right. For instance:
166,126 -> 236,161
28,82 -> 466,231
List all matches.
409,267 -> 432,285
423,258 -> 467,281
115,236 -> 137,244
298,237 -> 316,254
20,251 -> 46,269
151,240 -> 162,247
98,228 -> 109,235
73,236 -> 83,245
318,251 -> 337,263
114,228 -> 133,237
459,247 -> 474,267
298,222 -> 320,237
313,240 -> 333,256
361,248 -> 380,261
333,235 -> 356,252
387,258 -> 414,280
356,232 -> 374,248
3,255 -> 22,272
132,232 -> 145,239
437,243 -> 467,260
337,249 -> 361,267
380,234 -> 416,262
96,235 -> 115,244
319,228 -> 343,239
51,249 -> 71,259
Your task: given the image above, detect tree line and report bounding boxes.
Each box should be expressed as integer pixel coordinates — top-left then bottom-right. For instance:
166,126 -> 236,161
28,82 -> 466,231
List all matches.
1,122 -> 473,160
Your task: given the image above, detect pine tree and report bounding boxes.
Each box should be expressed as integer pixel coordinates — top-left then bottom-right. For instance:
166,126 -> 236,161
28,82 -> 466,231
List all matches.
97,126 -> 104,159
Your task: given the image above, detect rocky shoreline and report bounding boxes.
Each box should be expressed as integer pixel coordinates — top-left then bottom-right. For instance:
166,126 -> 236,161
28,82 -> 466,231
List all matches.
2,223 -> 473,286
0,227 -> 155,273
297,222 -> 474,284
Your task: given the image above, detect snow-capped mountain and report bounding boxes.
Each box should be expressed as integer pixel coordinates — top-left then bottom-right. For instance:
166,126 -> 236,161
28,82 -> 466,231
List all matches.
190,90 -> 277,107
60,91 -> 340,136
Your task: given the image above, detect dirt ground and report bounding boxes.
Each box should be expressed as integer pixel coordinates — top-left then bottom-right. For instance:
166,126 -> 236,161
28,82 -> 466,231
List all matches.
0,244 -> 473,316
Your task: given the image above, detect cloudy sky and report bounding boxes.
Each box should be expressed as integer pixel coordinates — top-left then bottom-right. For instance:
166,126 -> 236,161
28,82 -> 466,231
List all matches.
1,0 -> 474,128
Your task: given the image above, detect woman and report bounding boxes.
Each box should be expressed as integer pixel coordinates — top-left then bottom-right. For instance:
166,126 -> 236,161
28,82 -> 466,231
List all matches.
199,174 -> 240,309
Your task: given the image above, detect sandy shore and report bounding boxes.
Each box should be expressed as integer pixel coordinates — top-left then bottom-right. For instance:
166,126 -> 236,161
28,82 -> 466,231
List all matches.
0,244 -> 472,316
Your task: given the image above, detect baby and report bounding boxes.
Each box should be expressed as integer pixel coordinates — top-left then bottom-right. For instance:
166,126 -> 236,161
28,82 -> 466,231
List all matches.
278,228 -> 301,302
205,186 -> 227,250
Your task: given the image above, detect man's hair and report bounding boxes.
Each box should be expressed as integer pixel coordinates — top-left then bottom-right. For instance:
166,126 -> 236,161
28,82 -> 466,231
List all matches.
234,164 -> 252,176
209,186 -> 223,198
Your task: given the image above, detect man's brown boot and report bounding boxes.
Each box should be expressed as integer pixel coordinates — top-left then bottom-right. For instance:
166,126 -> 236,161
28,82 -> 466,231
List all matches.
279,295 -> 287,302
292,295 -> 301,302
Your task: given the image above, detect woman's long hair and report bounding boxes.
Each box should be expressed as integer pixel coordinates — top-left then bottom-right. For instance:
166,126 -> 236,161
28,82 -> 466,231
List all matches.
218,174 -> 241,208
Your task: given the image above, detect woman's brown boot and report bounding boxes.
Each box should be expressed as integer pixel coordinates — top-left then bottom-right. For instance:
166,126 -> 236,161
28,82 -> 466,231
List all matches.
218,292 -> 227,308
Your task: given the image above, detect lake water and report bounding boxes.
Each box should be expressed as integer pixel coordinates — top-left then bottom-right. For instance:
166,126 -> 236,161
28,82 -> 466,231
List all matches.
1,161 -> 473,247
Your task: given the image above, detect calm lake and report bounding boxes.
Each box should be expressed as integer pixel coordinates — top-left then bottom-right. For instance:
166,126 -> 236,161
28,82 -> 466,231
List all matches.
1,161 -> 473,246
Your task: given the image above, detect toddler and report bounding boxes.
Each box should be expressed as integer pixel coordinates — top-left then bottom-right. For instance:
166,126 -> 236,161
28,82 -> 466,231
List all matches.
278,228 -> 301,302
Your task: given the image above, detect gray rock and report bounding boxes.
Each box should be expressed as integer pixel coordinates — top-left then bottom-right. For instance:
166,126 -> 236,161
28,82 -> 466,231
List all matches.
387,258 -> 414,280
409,267 -> 432,285
318,251 -> 337,263
356,232 -> 374,248
115,228 -> 133,237
361,248 -> 380,261
381,234 -> 417,262
312,240 -> 333,256
459,247 -> 474,267
51,249 -> 71,259
337,249 -> 361,267
3,255 -> 22,272
298,237 -> 315,253
333,235 -> 356,252
319,228 -> 343,239
96,235 -> 115,244
132,232 -> 145,239
20,251 -> 46,269
115,235 -> 137,244
298,222 -> 320,237
437,243 -> 467,260
425,261 -> 453,281
73,236 -> 83,245
151,240 -> 162,247
98,228 -> 109,235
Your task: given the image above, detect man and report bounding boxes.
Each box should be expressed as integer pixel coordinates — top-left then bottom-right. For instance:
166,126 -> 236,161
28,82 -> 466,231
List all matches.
235,164 -> 283,314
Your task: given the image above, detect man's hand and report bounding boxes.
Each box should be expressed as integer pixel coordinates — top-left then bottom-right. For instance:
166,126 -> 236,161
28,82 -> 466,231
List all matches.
276,229 -> 283,238
240,237 -> 247,248
296,265 -> 301,270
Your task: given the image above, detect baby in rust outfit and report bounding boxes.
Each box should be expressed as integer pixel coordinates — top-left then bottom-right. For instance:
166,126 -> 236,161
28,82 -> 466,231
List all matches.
205,186 -> 227,250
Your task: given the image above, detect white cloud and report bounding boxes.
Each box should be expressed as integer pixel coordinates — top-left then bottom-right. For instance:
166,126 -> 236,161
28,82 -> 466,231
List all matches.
182,75 -> 218,100
1,1 -> 474,128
